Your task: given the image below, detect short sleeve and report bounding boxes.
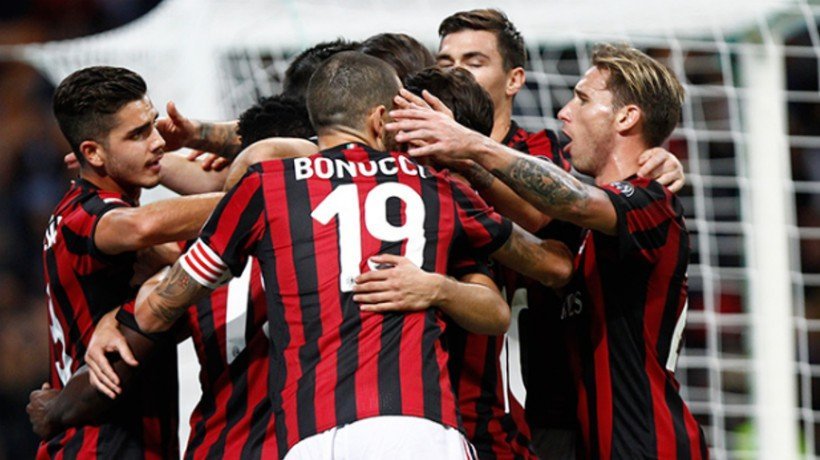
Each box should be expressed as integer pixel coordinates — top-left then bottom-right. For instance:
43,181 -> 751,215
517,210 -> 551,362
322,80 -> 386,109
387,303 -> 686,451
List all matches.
88,195 -> 133,261
181,169 -> 266,289
600,178 -> 681,261
450,177 -> 512,256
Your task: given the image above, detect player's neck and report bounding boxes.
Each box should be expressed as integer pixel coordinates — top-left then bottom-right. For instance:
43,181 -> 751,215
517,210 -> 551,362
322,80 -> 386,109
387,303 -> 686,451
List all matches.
79,168 -> 141,202
490,109 -> 512,143
594,140 -> 645,186
317,126 -> 381,151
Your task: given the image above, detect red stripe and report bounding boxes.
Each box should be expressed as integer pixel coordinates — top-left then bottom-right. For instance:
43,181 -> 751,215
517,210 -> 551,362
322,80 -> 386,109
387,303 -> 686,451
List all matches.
434,315 -> 458,428
263,161 -> 305,448
185,252 -> 221,284
195,241 -> 228,270
684,406 -> 705,460
307,161 -> 339,431
584,241 -> 613,460
192,244 -> 224,278
207,171 -> 262,257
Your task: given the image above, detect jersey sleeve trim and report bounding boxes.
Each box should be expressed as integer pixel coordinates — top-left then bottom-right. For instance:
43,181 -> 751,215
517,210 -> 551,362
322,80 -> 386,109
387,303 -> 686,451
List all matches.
180,239 -> 231,289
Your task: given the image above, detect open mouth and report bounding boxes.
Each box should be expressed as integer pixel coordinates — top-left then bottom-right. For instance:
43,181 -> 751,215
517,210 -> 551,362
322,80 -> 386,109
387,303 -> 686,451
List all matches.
559,130 -> 572,152
147,155 -> 163,172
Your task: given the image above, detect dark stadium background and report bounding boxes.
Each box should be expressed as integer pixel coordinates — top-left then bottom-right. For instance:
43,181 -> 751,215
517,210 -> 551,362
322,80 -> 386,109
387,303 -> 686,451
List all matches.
0,1 -> 160,457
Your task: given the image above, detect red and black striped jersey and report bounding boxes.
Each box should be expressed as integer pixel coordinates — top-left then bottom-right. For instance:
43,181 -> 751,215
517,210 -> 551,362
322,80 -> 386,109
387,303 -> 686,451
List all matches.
181,143 -> 512,455
562,177 -> 707,459
182,258 -> 277,459
39,178 -> 179,460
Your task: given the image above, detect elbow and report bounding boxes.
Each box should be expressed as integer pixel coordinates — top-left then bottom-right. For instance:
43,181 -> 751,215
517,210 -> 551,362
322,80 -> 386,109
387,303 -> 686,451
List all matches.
492,302 -> 511,335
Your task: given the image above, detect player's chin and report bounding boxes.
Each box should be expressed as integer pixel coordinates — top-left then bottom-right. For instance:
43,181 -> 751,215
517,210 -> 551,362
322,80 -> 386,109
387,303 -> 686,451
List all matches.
139,173 -> 162,189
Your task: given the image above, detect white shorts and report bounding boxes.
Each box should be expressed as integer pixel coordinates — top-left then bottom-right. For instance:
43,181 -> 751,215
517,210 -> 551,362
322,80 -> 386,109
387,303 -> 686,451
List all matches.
284,416 -> 477,460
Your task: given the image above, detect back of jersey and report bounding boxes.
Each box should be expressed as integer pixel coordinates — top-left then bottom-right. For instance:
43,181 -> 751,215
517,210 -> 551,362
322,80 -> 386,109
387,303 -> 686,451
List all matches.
192,142 -> 511,454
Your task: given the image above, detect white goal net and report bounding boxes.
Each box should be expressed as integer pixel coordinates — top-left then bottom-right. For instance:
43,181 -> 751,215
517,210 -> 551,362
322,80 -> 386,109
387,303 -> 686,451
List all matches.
5,1 -> 820,459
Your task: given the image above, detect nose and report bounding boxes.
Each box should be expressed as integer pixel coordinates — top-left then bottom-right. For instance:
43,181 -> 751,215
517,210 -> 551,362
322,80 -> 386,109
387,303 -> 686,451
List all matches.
150,125 -> 166,153
557,103 -> 571,123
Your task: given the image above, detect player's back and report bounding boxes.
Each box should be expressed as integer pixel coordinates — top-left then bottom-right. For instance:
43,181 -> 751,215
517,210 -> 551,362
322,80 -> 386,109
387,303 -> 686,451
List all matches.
193,142 -> 512,455
183,258 -> 276,459
40,179 -> 179,460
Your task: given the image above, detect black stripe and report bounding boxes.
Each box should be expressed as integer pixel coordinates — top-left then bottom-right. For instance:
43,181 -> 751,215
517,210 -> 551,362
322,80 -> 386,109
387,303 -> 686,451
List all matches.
666,380 -> 692,459
656,225 -> 689,365
284,164 -> 321,440
223,183 -> 266,276
45,249 -> 87,366
372,150 -> 405,416
471,334 -> 501,458
421,308 -> 444,423
185,296 -> 221,457
450,181 -> 509,256
206,350 -> 251,458
241,377 -> 273,459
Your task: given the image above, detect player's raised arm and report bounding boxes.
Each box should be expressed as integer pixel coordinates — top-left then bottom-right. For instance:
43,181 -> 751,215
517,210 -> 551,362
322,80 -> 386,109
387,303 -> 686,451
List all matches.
387,108 -> 619,235
94,192 -> 223,255
156,101 -> 241,159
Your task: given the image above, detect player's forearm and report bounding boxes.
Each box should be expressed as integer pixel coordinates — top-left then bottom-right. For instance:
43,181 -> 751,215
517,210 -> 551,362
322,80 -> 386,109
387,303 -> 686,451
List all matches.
434,275 -> 510,335
133,193 -> 223,247
471,141 -> 593,225
188,121 -> 241,159
491,225 -> 574,289
159,154 -> 228,195
136,263 -> 212,333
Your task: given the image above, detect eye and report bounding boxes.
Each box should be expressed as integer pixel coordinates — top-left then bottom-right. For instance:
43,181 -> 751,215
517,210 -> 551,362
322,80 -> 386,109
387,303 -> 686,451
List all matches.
437,58 -> 454,68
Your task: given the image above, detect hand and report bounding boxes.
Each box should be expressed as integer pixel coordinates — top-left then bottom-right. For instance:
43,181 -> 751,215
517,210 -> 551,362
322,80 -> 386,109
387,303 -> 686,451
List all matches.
156,101 -> 201,152
393,88 -> 454,119
637,147 -> 685,193
386,106 -> 483,160
64,152 -> 80,170
27,383 -> 61,439
352,254 -> 443,312
187,150 -> 231,171
85,309 -> 138,398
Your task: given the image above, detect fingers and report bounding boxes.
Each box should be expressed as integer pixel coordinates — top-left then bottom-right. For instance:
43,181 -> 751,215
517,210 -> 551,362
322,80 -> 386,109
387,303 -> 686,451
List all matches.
88,369 -> 118,399
166,101 -> 182,122
368,254 -> 405,266
41,382 -> 51,390
85,348 -> 122,397
353,291 -> 396,305
211,156 -> 230,171
112,338 -> 139,367
636,152 -> 665,178
667,178 -> 685,193
64,152 -> 79,170
353,270 -> 390,284
422,90 -> 454,118
396,89 -> 431,109
187,149 -> 207,161
359,302 -> 404,312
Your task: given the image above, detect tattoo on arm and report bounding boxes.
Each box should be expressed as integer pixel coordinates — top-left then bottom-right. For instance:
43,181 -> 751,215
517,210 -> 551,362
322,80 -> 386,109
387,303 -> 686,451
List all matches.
147,263 -> 203,324
460,161 -> 495,190
491,157 -> 589,216
195,123 -> 241,159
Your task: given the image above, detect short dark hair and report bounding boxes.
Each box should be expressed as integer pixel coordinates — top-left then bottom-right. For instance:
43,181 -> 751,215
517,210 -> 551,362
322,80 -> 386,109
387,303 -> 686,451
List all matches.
592,43 -> 685,147
438,9 -> 526,71
283,39 -> 360,102
237,94 -> 314,149
307,51 -> 399,133
404,67 -> 494,137
359,33 -> 435,82
53,66 -> 147,164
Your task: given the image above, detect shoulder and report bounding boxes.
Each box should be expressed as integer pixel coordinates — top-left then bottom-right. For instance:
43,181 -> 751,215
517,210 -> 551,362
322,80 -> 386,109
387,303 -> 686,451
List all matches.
245,137 -> 319,163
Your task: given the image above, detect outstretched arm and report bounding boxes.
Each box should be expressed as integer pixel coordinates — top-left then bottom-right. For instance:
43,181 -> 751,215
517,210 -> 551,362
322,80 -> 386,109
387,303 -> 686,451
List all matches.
490,224 -> 575,288
387,107 -> 618,235
136,261 -> 215,333
95,192 -> 223,255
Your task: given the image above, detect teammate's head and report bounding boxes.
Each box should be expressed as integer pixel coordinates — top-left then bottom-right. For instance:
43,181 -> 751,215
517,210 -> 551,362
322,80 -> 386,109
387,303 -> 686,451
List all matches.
590,43 -> 684,147
53,66 -> 164,194
437,9 -> 526,137
307,51 -> 400,150
359,33 -> 435,82
557,43 -> 684,176
283,39 -> 361,102
404,66 -> 494,137
237,94 -> 313,149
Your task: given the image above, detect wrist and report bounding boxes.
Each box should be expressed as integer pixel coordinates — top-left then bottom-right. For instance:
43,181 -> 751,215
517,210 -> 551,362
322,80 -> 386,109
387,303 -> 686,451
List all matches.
431,274 -> 455,308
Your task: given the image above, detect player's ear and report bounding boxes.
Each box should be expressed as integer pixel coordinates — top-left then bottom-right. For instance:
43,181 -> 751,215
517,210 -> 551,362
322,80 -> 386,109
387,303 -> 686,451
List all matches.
505,66 -> 526,97
615,104 -> 642,134
368,105 -> 387,149
79,140 -> 105,168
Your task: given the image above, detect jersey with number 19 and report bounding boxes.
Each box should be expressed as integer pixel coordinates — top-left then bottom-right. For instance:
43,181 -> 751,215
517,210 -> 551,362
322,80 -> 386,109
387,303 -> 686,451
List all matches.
179,143 -> 512,457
